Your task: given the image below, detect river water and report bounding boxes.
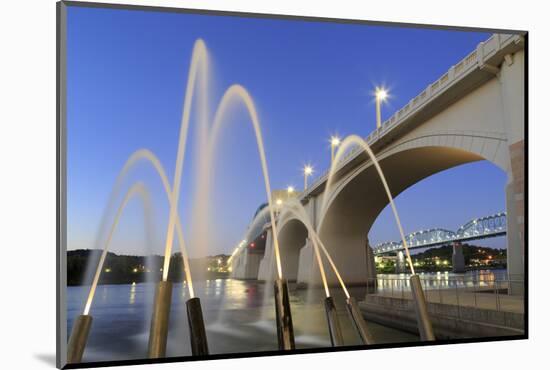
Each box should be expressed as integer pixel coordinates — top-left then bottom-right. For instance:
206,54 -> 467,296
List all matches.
67,270 -> 506,363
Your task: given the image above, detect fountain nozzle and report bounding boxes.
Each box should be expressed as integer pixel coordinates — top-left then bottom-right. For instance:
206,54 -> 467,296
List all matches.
148,280 -> 173,358
410,275 -> 436,341
67,314 -> 93,364
345,296 -> 374,345
324,296 -> 344,346
186,297 -> 209,356
274,278 -> 295,350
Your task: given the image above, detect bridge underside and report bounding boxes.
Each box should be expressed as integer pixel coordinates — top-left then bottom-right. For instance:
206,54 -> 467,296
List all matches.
278,219 -> 308,281
316,146 -> 483,284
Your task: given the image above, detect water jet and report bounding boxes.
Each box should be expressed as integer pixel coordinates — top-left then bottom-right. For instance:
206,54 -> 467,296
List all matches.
319,135 -> 435,341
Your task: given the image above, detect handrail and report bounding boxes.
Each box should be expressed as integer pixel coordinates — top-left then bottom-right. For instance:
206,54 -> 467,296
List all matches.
365,274 -> 524,314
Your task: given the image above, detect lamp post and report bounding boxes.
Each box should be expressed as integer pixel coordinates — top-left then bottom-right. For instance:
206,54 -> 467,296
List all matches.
303,165 -> 313,190
375,87 -> 388,129
330,136 -> 340,165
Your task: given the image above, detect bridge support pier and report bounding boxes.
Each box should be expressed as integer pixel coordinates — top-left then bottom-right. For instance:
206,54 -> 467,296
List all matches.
296,238 -> 314,285
258,228 -> 278,282
506,181 -> 524,295
452,242 -> 465,273
366,240 -> 377,294
500,49 -> 525,295
395,251 -> 406,274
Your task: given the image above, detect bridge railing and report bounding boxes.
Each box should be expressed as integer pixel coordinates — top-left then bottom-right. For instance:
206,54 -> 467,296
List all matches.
302,33 -> 522,195
365,274 -> 524,315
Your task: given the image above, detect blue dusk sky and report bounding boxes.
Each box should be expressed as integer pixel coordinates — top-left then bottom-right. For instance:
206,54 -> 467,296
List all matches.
66,6 -> 507,257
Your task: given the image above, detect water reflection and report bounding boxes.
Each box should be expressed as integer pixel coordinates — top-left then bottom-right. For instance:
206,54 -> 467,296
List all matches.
374,269 -> 506,293
67,278 -> 418,362
129,283 -> 136,305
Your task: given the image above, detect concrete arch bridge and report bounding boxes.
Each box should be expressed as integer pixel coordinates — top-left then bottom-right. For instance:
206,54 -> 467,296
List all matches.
230,34 -> 525,291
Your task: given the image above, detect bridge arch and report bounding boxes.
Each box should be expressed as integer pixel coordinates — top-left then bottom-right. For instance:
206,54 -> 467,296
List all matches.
317,136 -> 508,284
276,216 -> 309,282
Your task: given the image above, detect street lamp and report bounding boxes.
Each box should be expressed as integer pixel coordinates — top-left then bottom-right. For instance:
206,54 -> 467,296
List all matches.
303,165 -> 313,190
287,186 -> 295,194
330,136 -> 341,164
375,87 -> 388,129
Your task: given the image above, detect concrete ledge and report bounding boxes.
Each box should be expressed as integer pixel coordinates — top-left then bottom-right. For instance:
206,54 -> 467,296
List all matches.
359,295 -> 524,339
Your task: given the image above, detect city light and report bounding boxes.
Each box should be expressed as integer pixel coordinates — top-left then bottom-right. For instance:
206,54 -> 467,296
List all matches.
276,198 -> 283,206
303,165 -> 313,190
287,186 -> 295,194
375,88 -> 388,101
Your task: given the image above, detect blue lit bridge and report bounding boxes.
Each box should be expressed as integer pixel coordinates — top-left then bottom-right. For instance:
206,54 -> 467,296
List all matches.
373,212 -> 507,255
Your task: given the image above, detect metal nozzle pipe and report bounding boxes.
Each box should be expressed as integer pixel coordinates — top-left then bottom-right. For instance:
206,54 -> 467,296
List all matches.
67,314 -> 93,364
148,281 -> 173,358
324,296 -> 344,346
186,297 -> 209,356
345,297 -> 375,345
274,278 -> 295,350
410,275 -> 436,341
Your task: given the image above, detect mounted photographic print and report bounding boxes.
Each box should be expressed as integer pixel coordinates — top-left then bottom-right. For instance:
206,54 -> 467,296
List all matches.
56,1 -> 527,368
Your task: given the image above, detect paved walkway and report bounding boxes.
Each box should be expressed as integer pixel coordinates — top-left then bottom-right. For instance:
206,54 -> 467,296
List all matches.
371,286 -> 524,314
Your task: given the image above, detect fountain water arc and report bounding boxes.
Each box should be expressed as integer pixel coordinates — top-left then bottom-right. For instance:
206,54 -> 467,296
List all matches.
207,84 -> 284,281
83,182 -> 152,315
318,135 -> 415,274
161,39 -> 209,282
203,84 -> 293,349
317,135 -> 435,340
279,198 -> 351,299
277,201 -> 331,297
122,149 -> 196,298
84,148 -> 196,315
